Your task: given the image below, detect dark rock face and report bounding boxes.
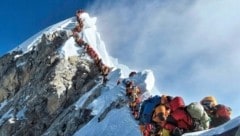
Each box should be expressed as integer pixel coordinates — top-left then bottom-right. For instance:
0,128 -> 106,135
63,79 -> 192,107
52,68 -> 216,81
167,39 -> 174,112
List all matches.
0,33 -> 101,136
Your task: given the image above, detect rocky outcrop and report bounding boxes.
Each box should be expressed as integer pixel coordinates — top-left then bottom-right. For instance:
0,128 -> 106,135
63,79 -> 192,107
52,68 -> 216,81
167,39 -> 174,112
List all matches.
0,32 -> 102,136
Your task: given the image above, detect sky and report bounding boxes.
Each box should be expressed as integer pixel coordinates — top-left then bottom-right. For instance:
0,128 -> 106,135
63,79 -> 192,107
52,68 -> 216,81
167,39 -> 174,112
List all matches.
0,0 -> 94,55
0,0 -> 239,118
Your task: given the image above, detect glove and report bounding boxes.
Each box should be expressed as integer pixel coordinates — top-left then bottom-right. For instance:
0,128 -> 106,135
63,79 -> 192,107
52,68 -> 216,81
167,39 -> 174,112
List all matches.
172,127 -> 183,136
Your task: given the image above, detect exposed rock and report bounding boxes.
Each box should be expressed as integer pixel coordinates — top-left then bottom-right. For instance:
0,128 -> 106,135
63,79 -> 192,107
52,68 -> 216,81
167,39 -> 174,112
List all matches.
0,32 -> 102,136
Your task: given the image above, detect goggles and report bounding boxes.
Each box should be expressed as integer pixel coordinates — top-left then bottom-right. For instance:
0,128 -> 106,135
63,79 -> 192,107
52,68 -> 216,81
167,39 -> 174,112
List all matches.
157,112 -> 165,121
201,100 -> 213,110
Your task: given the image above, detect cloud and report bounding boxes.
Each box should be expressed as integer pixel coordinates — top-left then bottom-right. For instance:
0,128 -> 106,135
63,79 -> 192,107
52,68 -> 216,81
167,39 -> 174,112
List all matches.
88,0 -> 240,117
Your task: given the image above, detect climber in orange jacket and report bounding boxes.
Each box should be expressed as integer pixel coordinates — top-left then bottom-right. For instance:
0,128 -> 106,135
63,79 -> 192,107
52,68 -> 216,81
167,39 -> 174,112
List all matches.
150,95 -> 172,136
200,96 -> 232,128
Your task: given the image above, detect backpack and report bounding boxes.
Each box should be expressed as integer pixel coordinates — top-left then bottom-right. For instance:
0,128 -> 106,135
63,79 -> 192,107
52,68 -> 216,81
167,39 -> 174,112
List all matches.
169,97 -> 185,111
208,104 -> 231,128
167,97 -> 193,132
186,102 -> 210,130
139,95 -> 161,124
215,104 -> 231,118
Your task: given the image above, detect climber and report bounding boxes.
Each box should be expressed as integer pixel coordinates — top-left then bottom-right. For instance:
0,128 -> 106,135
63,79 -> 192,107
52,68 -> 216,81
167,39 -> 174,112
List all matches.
76,9 -> 85,24
142,124 -> 154,136
95,58 -> 105,75
139,95 -> 161,125
85,43 -> 108,82
75,37 -> 86,46
92,54 -> 100,64
123,80 -> 141,124
185,102 -> 210,131
72,15 -> 84,46
72,30 -> 79,39
164,96 -> 193,136
152,104 -> 169,127
78,19 -> 84,29
129,71 -> 137,77
151,95 -> 173,126
125,81 -> 133,96
94,57 -> 111,84
138,95 -> 173,136
100,64 -> 111,85
200,96 -> 231,128
70,10 -> 112,86
72,10 -> 84,40
129,86 -> 141,118
149,95 -> 173,136
95,58 -> 103,69
85,45 -> 99,60
200,96 -> 218,115
152,104 -> 171,136
138,95 -> 161,136
72,24 -> 82,33
161,95 -> 173,110
76,9 -> 84,17
210,104 -> 231,128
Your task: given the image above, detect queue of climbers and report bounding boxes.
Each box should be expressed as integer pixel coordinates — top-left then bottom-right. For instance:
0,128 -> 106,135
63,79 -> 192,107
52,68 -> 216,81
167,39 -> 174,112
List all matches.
72,10 -> 232,135
72,10 -> 111,83
123,72 -> 232,136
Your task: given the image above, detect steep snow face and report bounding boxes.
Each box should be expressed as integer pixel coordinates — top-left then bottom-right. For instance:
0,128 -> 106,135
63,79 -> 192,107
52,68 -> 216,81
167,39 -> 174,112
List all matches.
10,13 -> 113,67
74,107 -> 141,136
59,37 -> 82,58
73,68 -> 150,136
11,18 -> 75,54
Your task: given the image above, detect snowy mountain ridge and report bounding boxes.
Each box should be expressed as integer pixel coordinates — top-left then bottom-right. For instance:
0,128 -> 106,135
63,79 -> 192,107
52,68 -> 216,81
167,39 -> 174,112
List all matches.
0,12 -> 153,136
0,12 -> 239,136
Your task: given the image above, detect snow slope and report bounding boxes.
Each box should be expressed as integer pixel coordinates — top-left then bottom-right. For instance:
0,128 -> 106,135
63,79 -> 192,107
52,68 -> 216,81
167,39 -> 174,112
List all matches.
11,17 -> 75,54
73,69 -> 142,136
183,116 -> 240,136
7,12 -> 240,136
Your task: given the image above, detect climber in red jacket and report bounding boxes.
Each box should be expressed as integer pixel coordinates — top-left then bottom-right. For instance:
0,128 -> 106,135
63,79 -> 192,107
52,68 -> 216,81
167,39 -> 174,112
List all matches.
86,45 -> 98,60
200,96 -> 231,128
164,96 -> 193,136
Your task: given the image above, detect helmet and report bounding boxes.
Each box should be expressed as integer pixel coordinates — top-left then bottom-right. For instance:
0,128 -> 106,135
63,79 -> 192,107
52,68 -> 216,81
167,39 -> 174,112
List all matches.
201,96 -> 218,106
200,96 -> 218,110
